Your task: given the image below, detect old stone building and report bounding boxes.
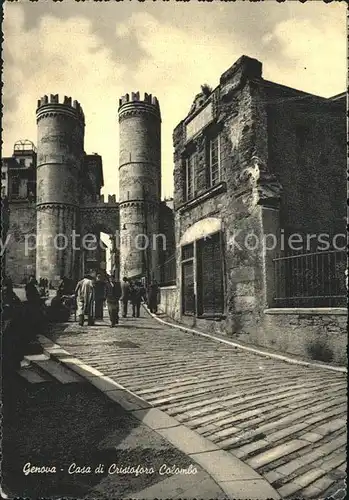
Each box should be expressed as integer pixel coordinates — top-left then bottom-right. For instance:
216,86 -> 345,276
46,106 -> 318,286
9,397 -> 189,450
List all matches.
2,141 -> 37,281
159,55 -> 346,364
4,93 -> 173,286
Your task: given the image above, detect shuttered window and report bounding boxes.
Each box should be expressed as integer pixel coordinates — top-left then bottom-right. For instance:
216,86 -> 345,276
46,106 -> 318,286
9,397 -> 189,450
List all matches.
181,243 -> 195,315
197,232 -> 224,315
182,261 -> 195,314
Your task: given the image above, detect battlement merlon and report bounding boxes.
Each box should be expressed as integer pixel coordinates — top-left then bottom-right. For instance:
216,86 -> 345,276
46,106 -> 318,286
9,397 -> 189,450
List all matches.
94,194 -> 118,204
36,94 -> 85,124
118,92 -> 161,120
81,194 -> 119,208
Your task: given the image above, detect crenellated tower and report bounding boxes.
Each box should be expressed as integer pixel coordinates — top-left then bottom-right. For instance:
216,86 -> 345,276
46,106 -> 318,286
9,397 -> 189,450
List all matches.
36,94 -> 85,285
118,92 -> 162,281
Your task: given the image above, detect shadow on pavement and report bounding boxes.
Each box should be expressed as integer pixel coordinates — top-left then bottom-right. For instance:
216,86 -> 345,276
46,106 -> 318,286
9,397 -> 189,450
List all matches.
2,371 -> 193,499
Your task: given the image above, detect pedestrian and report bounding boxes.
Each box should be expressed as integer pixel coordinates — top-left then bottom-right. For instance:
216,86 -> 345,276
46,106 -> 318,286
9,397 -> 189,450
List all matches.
131,281 -> 143,318
24,275 -> 47,338
147,279 -> 159,314
94,273 -> 106,320
2,277 -> 22,316
25,275 -> 41,304
120,277 -> 130,318
106,274 -> 122,327
140,281 -> 147,303
58,277 -> 68,295
38,278 -> 47,298
75,274 -> 95,326
48,288 -> 71,323
2,277 -> 26,373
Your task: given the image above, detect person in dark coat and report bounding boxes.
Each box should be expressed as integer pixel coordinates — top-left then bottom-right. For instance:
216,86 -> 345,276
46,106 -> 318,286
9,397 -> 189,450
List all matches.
49,288 -> 71,323
106,274 -> 122,327
58,277 -> 70,296
25,275 -> 41,304
2,278 -> 26,372
94,274 -> 106,320
131,281 -> 143,318
25,275 -> 47,335
2,277 -> 22,318
147,280 -> 159,314
120,277 -> 130,318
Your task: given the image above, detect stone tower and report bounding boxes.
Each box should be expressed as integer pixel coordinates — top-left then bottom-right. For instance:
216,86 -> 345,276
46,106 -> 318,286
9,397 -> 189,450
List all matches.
36,94 -> 85,285
118,92 -> 161,281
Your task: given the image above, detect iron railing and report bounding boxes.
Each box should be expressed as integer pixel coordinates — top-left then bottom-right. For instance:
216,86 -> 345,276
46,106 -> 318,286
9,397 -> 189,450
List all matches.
159,254 -> 176,286
273,250 -> 347,307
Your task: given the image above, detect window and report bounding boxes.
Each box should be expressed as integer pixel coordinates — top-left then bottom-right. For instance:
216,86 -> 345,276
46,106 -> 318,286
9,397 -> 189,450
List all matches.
197,232 -> 224,315
11,178 -> 20,197
27,182 -> 35,198
19,159 -> 25,167
208,135 -> 221,187
181,243 -> 195,315
185,153 -> 197,201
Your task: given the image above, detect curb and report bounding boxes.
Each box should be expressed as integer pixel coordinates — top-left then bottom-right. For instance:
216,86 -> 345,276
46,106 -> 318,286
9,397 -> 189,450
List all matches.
145,306 -> 347,374
38,334 -> 281,500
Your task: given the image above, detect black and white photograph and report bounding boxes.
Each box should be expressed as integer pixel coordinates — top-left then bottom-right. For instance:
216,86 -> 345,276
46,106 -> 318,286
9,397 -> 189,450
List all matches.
1,0 -> 347,498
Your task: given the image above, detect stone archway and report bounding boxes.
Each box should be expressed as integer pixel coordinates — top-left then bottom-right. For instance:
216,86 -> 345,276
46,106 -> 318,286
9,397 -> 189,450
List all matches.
80,205 -> 119,279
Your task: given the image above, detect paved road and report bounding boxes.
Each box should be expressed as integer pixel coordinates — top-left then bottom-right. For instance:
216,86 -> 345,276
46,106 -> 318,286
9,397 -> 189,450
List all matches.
48,308 -> 347,499
5,360 -> 223,499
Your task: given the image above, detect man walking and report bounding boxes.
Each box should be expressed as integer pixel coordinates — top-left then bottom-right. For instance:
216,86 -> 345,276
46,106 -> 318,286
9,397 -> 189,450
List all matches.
75,274 -> 95,326
106,274 -> 122,327
147,279 -> 159,314
120,277 -> 130,318
131,281 -> 143,318
94,274 -> 106,320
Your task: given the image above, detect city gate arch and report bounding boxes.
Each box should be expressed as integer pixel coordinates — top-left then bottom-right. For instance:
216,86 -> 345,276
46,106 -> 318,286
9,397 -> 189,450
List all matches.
79,198 -> 119,278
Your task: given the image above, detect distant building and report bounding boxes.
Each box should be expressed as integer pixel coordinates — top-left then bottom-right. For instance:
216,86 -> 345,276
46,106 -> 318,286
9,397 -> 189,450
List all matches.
4,140 -> 37,200
1,161 -> 8,198
84,238 -> 107,276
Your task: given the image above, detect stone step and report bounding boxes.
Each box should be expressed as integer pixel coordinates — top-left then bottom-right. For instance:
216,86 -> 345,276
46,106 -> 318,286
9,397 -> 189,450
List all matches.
29,358 -> 85,384
17,365 -> 52,384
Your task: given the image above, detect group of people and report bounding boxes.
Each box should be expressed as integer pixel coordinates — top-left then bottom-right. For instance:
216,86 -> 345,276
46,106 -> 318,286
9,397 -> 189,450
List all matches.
75,274 -> 159,328
2,276 -> 48,374
2,272 -> 160,373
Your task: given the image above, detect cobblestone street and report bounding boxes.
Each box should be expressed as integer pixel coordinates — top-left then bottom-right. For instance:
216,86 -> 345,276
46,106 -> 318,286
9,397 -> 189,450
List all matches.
48,307 -> 347,500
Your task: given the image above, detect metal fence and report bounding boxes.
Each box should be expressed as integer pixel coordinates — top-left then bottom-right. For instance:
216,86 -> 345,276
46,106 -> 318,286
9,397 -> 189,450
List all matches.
159,254 -> 176,286
273,250 -> 347,307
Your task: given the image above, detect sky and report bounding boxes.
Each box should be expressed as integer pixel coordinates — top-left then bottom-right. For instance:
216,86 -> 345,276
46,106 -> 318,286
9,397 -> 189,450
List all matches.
3,0 -> 346,201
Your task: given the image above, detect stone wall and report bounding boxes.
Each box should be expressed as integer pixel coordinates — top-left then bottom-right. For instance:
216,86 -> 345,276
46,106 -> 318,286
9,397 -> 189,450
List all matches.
266,88 -> 346,238
263,309 -> 347,366
158,286 -> 178,318
6,201 -> 36,284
